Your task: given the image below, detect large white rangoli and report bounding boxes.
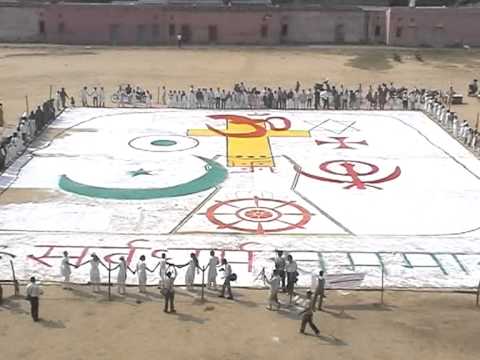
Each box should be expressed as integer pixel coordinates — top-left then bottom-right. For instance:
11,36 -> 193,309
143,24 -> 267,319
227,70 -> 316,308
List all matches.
1,108 -> 479,288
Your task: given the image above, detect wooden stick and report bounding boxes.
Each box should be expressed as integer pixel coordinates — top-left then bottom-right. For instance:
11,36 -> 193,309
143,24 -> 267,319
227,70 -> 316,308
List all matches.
10,260 -> 19,296
108,261 -> 112,301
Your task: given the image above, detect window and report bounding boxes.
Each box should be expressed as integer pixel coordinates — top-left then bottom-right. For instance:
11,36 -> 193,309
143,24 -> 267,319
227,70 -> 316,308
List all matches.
396,26 -> 403,38
169,24 -> 175,37
281,24 -> 288,37
58,22 -> 65,34
152,24 -> 160,39
38,20 -> 45,35
375,25 -> 381,37
261,24 -> 268,38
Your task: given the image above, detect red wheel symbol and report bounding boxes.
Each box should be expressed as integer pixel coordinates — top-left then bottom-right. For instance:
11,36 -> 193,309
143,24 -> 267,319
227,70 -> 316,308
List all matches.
205,196 -> 312,234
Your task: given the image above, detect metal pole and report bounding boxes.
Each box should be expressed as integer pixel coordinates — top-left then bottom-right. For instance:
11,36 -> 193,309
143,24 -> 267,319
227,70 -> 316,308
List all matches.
201,266 -> 205,302
10,260 -> 19,296
380,264 -> 384,305
25,95 -> 29,114
157,87 -> 160,105
108,262 -> 112,301
476,280 -> 480,307
49,85 -> 53,100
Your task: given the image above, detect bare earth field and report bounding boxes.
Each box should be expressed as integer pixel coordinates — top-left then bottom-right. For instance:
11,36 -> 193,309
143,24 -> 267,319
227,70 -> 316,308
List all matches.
1,45 -> 480,359
1,285 -> 479,360
1,45 -> 480,131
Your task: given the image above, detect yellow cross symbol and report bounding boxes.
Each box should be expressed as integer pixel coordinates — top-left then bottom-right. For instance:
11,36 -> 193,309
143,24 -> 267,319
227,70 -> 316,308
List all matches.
187,115 -> 311,168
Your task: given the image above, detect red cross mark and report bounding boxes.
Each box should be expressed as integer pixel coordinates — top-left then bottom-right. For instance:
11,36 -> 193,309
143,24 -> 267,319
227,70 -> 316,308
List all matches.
315,137 -> 368,150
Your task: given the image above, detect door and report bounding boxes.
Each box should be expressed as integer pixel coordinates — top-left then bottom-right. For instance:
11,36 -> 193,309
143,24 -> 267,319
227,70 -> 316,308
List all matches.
208,25 -> 218,43
137,24 -> 146,45
110,24 -> 120,45
181,24 -> 191,43
334,24 -> 345,43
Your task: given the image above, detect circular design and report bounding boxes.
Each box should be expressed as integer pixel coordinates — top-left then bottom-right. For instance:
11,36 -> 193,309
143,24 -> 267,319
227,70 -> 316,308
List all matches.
237,207 -> 281,222
128,135 -> 199,152
151,139 -> 177,147
206,196 -> 311,234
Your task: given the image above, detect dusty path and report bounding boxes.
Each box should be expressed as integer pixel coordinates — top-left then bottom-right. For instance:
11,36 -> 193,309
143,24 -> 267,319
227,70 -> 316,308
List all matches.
1,285 -> 479,360
1,45 -> 480,134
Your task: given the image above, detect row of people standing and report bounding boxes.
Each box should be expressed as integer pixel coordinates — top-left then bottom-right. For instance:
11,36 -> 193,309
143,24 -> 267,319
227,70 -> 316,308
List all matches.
79,86 -> 106,108
424,92 -> 480,152
59,251 -> 235,311
0,99 -> 55,172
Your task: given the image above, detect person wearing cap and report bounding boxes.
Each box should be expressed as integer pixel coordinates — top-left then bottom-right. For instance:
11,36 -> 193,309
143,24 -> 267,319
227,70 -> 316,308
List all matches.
299,290 -> 319,336
25,276 -> 43,322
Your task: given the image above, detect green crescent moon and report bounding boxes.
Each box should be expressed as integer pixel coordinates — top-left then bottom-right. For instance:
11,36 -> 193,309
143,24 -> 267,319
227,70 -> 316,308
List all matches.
58,156 -> 227,200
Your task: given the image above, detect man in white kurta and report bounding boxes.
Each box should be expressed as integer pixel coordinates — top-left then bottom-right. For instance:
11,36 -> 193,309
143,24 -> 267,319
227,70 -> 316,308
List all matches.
60,251 -> 74,289
116,256 -> 127,295
207,250 -> 220,289
136,255 -> 148,293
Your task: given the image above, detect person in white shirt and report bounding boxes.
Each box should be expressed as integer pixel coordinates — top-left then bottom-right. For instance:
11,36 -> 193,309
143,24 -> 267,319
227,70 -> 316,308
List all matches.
163,266 -> 177,313
91,87 -> 99,107
135,255 -> 152,293
285,254 -> 298,302
184,253 -> 200,290
273,250 -> 286,292
264,269 -> 281,311
312,270 -> 326,311
218,258 -> 234,300
206,250 -> 220,289
112,256 -> 129,295
26,276 -> 43,322
99,87 -> 106,107
80,86 -> 89,107
60,251 -> 76,289
154,253 -> 168,289
79,253 -> 107,292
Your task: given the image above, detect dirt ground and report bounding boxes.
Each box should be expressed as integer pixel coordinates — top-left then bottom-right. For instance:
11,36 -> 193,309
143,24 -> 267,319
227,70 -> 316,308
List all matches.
0,285 -> 479,360
1,45 -> 480,134
1,45 -> 480,359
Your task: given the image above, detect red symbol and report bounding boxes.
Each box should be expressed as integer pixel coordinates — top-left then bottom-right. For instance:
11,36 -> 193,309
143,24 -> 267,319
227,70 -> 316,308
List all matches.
296,160 -> 401,190
315,137 -> 368,150
204,196 -> 312,234
206,114 -> 291,138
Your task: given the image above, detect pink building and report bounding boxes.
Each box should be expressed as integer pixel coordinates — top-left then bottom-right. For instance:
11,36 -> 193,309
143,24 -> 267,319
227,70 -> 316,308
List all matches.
386,6 -> 480,47
1,2 -> 480,47
0,3 -> 369,45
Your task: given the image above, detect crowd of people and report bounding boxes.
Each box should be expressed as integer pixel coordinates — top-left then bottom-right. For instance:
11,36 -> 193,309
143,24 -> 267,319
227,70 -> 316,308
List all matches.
424,90 -> 480,152
0,98 -> 57,173
111,84 -> 153,107
162,81 -> 429,111
20,249 -> 326,335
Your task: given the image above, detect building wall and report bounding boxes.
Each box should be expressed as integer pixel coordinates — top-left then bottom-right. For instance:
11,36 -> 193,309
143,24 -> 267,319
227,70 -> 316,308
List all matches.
0,4 -> 367,45
365,9 -> 387,44
282,10 -> 366,43
1,3 -> 480,47
386,7 -> 480,47
0,5 -> 41,42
